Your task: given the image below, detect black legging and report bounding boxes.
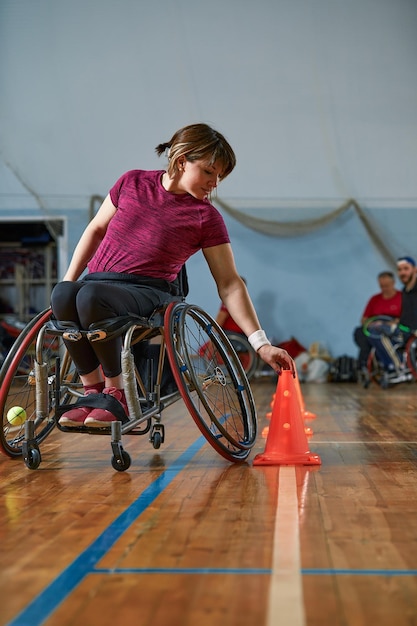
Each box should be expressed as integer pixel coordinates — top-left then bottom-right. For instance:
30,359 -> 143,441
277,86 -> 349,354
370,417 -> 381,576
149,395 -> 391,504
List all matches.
353,326 -> 372,368
51,278 -> 174,378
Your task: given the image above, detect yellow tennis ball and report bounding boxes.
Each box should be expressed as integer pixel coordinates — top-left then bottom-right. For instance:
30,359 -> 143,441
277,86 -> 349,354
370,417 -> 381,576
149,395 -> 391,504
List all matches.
6,406 -> 27,426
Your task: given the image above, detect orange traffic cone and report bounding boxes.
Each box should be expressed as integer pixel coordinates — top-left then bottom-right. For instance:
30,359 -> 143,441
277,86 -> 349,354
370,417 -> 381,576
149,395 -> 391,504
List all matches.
266,391 -> 276,419
294,367 -> 317,420
261,426 -> 270,439
262,424 -> 312,438
253,370 -> 321,466
266,375 -> 313,434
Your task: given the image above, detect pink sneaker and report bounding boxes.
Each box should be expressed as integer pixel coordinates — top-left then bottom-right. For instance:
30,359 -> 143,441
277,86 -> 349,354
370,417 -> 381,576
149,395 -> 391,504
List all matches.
84,387 -> 128,428
59,389 -> 100,427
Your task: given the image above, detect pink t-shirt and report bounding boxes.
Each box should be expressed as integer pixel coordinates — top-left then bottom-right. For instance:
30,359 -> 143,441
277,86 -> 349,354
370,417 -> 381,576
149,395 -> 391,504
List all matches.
362,291 -> 402,319
88,170 -> 230,282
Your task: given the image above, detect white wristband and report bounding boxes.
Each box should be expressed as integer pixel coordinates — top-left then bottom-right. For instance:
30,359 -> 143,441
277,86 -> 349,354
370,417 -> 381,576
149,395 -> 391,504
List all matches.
248,329 -> 271,352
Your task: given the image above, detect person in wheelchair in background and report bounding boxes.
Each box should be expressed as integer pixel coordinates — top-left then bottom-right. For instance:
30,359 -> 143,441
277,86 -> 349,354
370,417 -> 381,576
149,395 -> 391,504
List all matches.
353,270 -> 402,384
367,256 -> 417,385
51,123 -> 295,428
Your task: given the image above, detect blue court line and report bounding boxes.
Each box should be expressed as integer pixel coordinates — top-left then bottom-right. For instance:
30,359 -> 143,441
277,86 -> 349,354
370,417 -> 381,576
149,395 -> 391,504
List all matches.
93,567 -> 272,575
91,567 -> 417,577
302,568 -> 417,576
6,435 -> 207,626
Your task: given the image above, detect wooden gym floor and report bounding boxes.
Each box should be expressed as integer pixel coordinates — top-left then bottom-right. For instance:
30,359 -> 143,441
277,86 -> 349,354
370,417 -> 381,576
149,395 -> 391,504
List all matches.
1,378 -> 417,626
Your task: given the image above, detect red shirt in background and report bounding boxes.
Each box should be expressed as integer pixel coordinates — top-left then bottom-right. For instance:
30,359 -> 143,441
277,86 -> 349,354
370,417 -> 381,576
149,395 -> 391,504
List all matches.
218,303 -> 244,333
362,291 -> 402,319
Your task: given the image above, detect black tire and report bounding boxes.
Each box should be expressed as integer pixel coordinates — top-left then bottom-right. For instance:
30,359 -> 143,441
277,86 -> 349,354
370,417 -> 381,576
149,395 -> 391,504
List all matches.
367,348 -> 385,387
405,335 -> 417,381
151,431 -> 162,449
111,450 -> 131,471
164,302 -> 257,462
224,332 -> 259,381
24,447 -> 42,470
0,309 -> 79,458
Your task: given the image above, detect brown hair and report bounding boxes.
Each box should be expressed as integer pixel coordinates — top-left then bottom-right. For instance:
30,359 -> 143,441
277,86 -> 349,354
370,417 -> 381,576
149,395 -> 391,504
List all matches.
155,123 -> 236,180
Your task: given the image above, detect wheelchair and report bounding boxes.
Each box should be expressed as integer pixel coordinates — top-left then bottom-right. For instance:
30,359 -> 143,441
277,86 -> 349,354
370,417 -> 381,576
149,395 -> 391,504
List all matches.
362,316 -> 417,389
199,330 -> 281,382
0,300 -> 257,471
199,330 -> 259,381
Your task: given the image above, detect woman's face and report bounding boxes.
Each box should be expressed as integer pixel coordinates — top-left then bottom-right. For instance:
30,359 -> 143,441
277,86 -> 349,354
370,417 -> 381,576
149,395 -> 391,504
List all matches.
178,158 -> 223,200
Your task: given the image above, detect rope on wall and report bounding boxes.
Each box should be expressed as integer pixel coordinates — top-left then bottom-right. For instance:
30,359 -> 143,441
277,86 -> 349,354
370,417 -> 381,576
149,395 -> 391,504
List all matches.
3,159 -> 63,240
215,196 -> 397,269
214,196 -> 353,237
350,200 -> 397,270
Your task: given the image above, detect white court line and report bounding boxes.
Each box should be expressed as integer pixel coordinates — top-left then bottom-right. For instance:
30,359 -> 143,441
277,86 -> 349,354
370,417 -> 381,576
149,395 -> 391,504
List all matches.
266,465 -> 306,626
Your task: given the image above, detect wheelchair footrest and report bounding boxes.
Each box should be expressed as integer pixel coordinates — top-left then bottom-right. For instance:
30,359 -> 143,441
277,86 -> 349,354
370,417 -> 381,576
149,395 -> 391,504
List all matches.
56,394 -> 130,424
384,370 -> 414,384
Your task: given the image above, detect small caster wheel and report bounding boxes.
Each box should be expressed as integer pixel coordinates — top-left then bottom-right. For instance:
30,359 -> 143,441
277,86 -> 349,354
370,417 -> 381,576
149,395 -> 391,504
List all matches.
362,374 -> 371,389
111,450 -> 131,471
380,375 -> 389,390
24,447 -> 41,470
149,424 -> 164,450
151,431 -> 162,449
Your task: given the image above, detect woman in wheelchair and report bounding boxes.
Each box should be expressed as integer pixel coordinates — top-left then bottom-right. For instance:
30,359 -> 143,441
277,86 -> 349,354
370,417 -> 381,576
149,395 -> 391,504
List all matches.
366,256 -> 417,385
51,123 -> 295,428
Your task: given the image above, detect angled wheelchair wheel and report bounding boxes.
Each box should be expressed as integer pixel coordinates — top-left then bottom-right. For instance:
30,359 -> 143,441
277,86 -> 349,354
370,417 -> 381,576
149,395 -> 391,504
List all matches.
405,335 -> 417,380
164,302 -> 257,462
224,332 -> 259,381
0,308 -> 79,458
367,348 -> 387,388
363,315 -> 397,339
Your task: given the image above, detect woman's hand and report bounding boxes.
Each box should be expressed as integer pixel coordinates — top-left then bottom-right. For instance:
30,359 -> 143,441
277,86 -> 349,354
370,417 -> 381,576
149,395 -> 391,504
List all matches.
257,344 -> 296,376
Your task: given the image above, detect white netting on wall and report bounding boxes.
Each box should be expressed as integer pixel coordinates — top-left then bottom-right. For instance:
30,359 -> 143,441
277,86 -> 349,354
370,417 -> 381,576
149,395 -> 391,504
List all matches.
214,197 -> 397,269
